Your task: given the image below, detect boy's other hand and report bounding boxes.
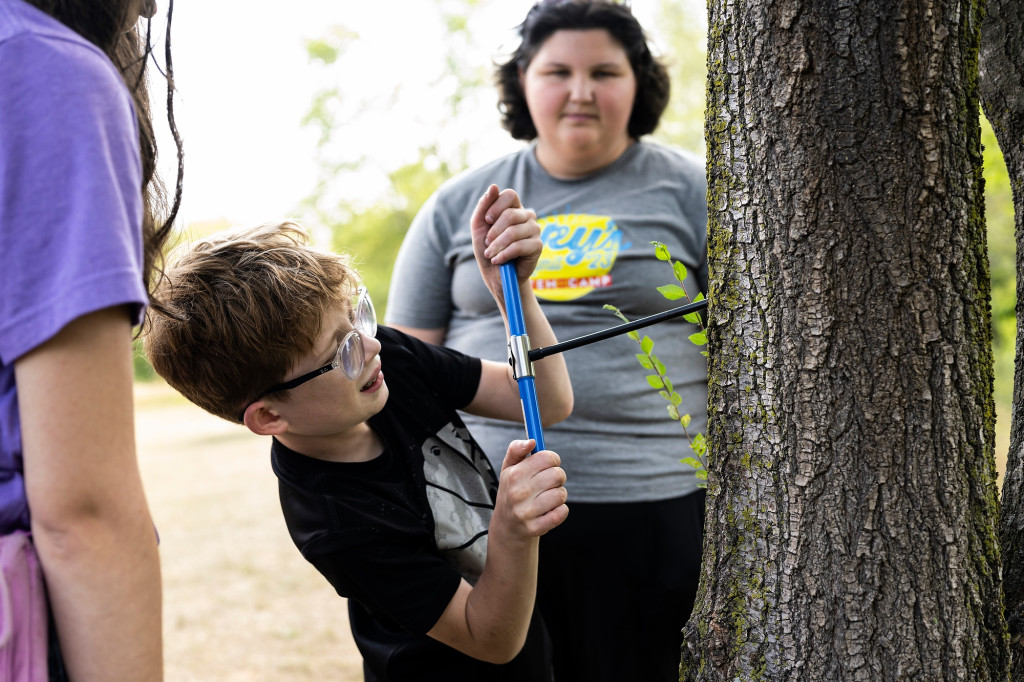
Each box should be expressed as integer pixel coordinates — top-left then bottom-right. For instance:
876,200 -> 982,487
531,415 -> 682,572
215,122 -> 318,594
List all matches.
493,439 -> 569,540
471,184 -> 542,290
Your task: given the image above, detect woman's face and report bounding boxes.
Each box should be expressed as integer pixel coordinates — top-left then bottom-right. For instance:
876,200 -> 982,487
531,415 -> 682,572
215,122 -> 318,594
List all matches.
520,29 -> 637,178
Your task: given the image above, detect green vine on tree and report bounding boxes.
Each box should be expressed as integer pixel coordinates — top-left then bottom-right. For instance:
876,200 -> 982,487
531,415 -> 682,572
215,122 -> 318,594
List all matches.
603,241 -> 708,486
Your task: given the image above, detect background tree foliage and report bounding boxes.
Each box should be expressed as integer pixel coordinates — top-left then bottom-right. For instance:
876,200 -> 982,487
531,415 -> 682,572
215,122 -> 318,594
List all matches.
295,0 -> 709,316
983,113 -> 1017,478
297,0 -> 489,314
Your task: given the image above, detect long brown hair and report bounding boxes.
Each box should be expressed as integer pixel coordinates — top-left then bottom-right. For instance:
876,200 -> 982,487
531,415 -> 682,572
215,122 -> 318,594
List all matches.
26,0 -> 184,303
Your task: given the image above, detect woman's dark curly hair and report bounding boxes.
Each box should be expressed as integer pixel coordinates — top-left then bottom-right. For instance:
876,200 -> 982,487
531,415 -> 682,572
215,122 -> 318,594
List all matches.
496,0 -> 670,141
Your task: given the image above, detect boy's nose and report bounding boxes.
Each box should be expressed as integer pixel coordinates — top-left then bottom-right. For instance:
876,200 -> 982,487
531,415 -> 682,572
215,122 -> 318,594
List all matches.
364,333 -> 382,359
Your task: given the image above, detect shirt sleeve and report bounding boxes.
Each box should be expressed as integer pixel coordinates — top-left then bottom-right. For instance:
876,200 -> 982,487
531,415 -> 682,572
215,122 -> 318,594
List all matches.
0,32 -> 146,363
379,326 -> 482,410
385,191 -> 459,330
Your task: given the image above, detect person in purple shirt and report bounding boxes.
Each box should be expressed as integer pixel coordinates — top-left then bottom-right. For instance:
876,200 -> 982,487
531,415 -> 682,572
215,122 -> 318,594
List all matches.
0,0 -> 183,679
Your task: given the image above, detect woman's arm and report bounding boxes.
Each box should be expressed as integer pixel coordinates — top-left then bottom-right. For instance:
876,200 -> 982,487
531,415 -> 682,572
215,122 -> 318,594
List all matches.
388,325 -> 447,346
17,306 -> 163,682
464,185 -> 573,426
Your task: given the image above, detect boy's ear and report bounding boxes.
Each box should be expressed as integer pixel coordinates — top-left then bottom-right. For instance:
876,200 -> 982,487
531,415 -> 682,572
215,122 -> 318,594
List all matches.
243,400 -> 289,436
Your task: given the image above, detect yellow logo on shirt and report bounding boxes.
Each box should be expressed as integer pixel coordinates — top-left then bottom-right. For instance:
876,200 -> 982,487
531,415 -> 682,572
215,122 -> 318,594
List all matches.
531,212 -> 628,302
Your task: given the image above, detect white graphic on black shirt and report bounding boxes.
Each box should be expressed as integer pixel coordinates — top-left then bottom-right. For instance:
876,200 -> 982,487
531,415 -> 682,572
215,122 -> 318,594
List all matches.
421,422 -> 496,583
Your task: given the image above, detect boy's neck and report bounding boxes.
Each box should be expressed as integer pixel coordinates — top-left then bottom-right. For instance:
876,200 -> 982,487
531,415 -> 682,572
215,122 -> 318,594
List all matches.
277,421 -> 384,464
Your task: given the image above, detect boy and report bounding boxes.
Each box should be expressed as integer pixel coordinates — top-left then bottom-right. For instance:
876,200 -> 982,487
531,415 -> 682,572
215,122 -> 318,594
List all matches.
145,186 -> 573,680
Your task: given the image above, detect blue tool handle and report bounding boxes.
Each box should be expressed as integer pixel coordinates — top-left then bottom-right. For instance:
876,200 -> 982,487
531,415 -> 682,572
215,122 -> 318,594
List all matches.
517,376 -> 545,452
500,262 -> 526,335
499,262 -> 545,453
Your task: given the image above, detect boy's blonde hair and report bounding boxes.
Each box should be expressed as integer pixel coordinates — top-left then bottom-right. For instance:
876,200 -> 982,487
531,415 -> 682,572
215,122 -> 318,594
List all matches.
145,222 -> 360,422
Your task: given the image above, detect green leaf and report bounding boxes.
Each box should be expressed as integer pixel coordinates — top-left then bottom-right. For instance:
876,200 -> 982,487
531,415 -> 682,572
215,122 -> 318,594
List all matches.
653,242 -> 671,261
640,336 -> 654,354
680,413 -> 691,427
306,39 -> 340,65
668,405 -> 680,420
635,354 -> 654,369
673,261 -> 688,283
604,304 -> 629,324
653,357 -> 667,375
671,392 -> 683,407
659,390 -> 671,400
695,469 -> 708,481
701,350 -> 708,357
684,311 -> 701,324
688,330 -> 708,346
693,292 -> 705,302
646,375 -> 665,389
681,457 -> 703,469
663,377 -> 674,393
692,432 -> 707,457
657,284 -> 686,300
628,330 -> 640,342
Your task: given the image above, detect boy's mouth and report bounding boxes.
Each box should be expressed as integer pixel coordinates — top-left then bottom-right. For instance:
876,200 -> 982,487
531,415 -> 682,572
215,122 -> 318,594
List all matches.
360,368 -> 383,392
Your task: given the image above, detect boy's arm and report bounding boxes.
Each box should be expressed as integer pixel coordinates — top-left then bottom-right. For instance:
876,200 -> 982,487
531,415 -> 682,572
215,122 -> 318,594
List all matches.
463,185 -> 573,426
426,439 -> 568,662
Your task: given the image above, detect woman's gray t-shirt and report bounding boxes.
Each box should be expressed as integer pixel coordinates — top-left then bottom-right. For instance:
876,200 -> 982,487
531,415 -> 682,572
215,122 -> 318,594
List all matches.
386,141 -> 708,503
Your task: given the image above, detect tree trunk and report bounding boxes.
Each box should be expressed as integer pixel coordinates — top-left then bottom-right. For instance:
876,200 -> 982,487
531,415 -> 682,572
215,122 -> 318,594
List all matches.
682,0 -> 1009,679
980,0 -> 1024,675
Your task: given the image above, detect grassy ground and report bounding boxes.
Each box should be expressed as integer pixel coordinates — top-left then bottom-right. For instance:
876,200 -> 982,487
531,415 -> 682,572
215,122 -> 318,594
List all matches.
135,381 -> 363,681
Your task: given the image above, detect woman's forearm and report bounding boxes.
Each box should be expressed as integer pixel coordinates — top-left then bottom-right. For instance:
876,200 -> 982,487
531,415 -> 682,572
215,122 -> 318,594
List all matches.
517,286 -> 574,424
33,510 -> 163,681
18,307 -> 164,681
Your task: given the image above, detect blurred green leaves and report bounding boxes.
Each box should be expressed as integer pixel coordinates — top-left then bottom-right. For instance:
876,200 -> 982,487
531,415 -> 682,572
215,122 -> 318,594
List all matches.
295,0 -> 493,320
294,0 -> 714,325
982,113 -> 1016,419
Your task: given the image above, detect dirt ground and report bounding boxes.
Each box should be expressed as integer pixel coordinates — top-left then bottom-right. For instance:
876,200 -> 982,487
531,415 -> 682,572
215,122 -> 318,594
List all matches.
134,381 -> 364,682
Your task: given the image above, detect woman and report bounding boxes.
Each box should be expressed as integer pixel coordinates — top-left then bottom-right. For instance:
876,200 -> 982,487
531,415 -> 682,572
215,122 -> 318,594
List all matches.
0,0 -> 183,678
386,1 -> 707,680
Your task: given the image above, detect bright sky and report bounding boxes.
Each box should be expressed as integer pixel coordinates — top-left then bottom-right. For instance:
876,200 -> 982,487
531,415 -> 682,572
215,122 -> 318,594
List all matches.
151,0 -> 663,228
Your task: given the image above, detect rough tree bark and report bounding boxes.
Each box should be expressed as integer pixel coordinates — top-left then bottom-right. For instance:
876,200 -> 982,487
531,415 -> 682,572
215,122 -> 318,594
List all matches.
980,0 -> 1024,676
681,0 -> 1009,679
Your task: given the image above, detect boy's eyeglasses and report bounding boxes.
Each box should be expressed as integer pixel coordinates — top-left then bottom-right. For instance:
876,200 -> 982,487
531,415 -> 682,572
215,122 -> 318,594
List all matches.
262,286 -> 377,395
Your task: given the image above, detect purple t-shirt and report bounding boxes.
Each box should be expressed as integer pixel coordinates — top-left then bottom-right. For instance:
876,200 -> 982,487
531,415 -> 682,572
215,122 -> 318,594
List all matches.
0,0 -> 147,533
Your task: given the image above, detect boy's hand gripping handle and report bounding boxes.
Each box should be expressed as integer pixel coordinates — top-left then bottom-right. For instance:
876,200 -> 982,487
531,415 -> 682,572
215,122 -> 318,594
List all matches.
500,262 -> 545,453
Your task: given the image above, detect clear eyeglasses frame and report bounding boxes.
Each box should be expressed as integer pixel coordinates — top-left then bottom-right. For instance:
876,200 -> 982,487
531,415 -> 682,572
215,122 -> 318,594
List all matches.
261,286 -> 377,395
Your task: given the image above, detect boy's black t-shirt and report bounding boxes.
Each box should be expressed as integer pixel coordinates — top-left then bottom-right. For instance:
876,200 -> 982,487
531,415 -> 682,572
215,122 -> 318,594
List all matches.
271,326 -> 552,682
